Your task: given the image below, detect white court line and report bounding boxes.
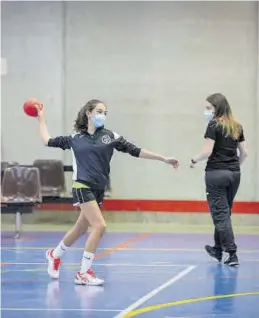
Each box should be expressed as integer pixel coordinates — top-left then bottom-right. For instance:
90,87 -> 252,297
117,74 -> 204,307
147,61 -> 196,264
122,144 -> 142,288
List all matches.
1,247 -> 258,252
114,265 -> 196,318
1,308 -> 121,312
2,262 -> 189,267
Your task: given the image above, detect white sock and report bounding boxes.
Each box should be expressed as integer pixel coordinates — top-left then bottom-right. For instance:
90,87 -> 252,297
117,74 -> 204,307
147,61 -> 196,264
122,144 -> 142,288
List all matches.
52,241 -> 69,258
80,251 -> 95,273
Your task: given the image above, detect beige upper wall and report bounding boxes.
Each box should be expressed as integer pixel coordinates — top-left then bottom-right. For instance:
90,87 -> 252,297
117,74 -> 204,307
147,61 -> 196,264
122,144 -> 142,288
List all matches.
256,2 -> 259,200
2,1 -> 258,200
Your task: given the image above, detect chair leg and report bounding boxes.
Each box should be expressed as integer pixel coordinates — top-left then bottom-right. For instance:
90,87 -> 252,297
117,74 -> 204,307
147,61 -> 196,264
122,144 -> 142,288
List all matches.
15,211 -> 21,239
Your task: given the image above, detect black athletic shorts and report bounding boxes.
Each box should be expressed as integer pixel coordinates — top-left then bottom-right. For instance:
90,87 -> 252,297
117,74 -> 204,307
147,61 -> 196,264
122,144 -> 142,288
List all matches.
72,181 -> 105,207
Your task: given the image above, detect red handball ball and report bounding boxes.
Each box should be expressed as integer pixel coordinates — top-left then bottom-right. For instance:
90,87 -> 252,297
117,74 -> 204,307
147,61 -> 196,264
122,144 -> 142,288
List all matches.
23,98 -> 43,117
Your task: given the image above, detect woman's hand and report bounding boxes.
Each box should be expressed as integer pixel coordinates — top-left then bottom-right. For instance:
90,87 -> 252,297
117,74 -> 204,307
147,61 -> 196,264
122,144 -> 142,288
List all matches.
190,159 -> 197,168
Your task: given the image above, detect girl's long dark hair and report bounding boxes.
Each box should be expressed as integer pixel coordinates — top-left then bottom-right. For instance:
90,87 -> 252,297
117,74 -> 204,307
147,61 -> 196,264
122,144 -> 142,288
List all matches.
206,93 -> 242,139
74,99 -> 103,133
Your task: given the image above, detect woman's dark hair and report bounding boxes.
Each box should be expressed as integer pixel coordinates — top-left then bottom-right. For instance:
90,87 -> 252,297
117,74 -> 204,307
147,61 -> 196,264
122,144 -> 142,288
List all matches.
206,93 -> 241,139
74,99 -> 104,133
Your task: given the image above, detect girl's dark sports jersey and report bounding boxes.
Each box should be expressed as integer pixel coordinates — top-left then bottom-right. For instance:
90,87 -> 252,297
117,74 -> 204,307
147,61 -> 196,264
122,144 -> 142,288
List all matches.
48,127 -> 141,190
204,120 -> 245,172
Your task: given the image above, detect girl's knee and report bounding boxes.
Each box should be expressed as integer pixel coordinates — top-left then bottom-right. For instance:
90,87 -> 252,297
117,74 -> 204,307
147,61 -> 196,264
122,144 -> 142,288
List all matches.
94,222 -> 107,235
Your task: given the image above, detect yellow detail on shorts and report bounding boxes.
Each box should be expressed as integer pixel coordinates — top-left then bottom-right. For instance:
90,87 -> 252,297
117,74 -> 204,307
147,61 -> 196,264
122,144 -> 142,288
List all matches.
72,181 -> 89,189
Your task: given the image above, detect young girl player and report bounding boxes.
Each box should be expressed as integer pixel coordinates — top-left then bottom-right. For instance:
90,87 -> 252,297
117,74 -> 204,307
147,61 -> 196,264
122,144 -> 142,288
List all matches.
36,99 -> 179,285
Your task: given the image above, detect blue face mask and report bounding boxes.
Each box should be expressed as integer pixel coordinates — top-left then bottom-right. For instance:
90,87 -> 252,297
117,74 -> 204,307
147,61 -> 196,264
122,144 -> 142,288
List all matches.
92,113 -> 106,128
204,109 -> 214,122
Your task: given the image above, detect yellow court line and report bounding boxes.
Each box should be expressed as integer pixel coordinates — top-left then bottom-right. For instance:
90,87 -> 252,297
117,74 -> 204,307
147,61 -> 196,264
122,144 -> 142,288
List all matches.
124,292 -> 259,317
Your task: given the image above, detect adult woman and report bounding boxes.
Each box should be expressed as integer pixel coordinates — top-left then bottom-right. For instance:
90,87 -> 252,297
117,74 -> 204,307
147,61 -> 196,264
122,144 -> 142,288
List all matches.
190,93 -> 247,266
37,99 -> 179,285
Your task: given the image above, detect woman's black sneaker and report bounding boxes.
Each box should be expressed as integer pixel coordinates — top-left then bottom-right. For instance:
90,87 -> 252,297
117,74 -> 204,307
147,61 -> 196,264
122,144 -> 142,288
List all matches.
205,245 -> 223,262
224,253 -> 239,266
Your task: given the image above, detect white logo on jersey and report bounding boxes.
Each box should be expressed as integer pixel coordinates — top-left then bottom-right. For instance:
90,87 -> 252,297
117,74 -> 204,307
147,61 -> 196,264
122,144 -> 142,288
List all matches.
102,135 -> 111,144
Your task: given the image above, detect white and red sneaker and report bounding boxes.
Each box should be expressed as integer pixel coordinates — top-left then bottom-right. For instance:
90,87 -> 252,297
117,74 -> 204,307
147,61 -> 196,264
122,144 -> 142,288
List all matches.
46,249 -> 61,279
74,269 -> 104,286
